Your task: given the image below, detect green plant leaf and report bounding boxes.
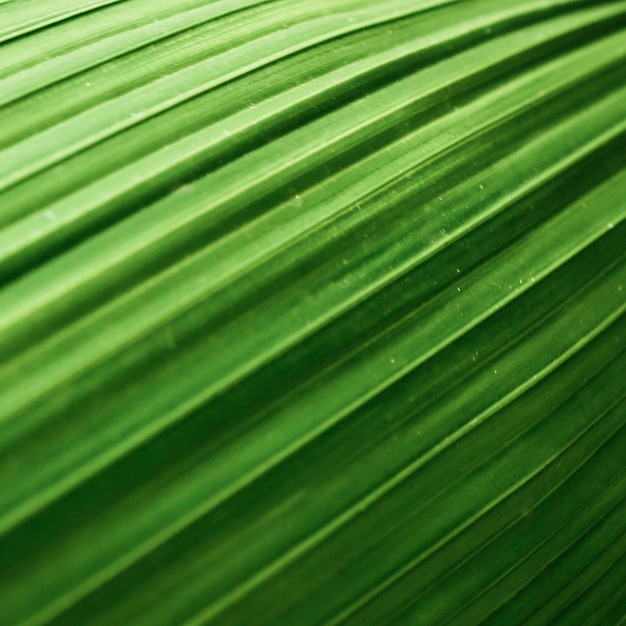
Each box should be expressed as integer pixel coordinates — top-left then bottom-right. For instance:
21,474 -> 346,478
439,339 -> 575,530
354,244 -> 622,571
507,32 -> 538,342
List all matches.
0,1 -> 624,624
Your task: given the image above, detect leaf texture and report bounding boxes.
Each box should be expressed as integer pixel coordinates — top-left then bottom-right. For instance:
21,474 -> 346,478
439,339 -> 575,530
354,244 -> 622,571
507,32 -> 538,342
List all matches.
0,0 -> 625,624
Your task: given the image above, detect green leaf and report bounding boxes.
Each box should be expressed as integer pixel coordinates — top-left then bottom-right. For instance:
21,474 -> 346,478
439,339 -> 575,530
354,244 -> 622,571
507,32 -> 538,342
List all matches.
0,1 -> 624,624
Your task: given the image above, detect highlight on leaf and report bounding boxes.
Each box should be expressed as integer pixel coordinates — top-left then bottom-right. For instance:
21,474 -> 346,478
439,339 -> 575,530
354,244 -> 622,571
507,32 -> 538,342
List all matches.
0,1 -> 624,624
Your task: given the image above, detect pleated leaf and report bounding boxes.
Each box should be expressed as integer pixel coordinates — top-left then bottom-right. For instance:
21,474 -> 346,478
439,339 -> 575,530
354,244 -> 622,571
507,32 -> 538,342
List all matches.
0,0 -> 625,624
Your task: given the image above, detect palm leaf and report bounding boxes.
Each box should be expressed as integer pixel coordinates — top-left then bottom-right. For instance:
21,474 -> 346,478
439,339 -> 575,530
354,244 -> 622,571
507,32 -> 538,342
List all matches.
0,0 -> 625,624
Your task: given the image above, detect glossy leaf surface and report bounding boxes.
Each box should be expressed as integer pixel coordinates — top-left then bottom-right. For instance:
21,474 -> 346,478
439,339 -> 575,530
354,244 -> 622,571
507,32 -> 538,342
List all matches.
0,1 -> 625,624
